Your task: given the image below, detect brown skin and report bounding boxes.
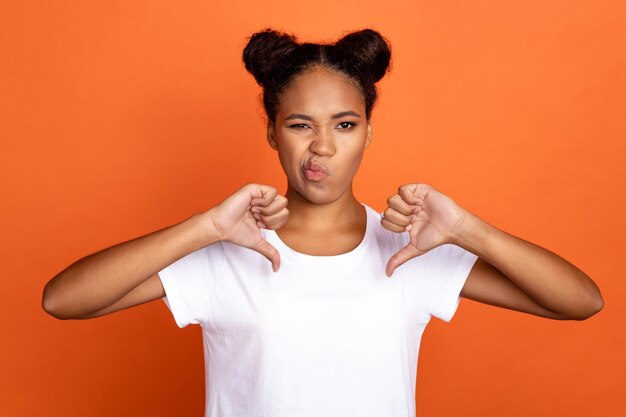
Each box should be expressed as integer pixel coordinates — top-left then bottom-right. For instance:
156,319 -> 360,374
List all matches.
41,183 -> 288,319
265,66 -> 372,256
383,183 -> 604,319
42,65 -> 603,321
268,66 -> 603,320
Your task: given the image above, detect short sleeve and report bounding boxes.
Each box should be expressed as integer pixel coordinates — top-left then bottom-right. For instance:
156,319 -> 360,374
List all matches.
419,244 -> 478,322
396,236 -> 478,322
158,242 -> 225,328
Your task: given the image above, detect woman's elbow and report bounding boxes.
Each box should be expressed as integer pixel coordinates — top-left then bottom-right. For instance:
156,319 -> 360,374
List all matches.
42,282 -> 73,320
569,290 -> 604,321
583,294 -> 604,319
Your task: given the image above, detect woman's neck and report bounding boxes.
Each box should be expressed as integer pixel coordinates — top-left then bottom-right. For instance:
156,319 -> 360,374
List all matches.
281,183 -> 364,233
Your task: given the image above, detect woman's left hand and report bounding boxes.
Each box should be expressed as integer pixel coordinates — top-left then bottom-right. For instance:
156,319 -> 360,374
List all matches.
381,183 -> 468,277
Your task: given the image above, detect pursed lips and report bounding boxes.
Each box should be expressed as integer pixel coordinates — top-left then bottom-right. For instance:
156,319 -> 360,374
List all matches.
303,160 -> 329,181
303,160 -> 329,174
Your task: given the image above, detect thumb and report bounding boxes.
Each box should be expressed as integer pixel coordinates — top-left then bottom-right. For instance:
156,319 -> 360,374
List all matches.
386,243 -> 422,277
253,238 -> 281,273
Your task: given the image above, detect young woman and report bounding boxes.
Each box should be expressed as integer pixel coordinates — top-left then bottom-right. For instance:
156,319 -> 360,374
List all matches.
42,28 -> 603,417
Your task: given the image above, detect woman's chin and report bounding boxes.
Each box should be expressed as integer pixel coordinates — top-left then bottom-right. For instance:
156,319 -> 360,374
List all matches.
295,184 -> 349,205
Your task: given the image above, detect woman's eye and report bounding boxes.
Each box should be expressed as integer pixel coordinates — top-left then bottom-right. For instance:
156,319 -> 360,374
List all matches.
337,122 -> 356,129
289,123 -> 309,129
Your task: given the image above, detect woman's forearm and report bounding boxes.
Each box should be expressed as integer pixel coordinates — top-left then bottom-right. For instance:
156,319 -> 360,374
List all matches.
451,211 -> 603,319
42,211 -> 220,319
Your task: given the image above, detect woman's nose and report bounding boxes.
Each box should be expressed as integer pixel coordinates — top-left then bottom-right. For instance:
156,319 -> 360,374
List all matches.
309,130 -> 335,156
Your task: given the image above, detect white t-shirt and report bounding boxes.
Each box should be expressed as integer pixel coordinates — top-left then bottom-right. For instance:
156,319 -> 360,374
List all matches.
158,203 -> 478,417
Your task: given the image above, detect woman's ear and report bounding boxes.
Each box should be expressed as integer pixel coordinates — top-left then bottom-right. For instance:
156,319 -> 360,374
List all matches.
267,121 -> 278,151
365,122 -> 372,148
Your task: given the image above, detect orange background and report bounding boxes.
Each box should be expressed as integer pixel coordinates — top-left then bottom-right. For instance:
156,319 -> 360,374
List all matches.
1,1 -> 624,416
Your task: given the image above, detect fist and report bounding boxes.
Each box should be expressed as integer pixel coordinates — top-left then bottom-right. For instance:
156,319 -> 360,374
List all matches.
208,183 -> 289,272
381,183 -> 467,277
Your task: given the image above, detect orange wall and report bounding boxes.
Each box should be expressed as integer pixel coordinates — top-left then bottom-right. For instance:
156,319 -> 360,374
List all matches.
2,1 -> 624,416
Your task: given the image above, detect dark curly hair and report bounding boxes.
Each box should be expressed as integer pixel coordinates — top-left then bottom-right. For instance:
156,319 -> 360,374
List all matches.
242,28 -> 392,123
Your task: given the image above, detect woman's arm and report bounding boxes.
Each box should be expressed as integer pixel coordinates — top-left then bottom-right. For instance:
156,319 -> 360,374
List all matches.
42,212 -> 219,320
454,212 -> 603,320
42,183 -> 289,320
382,183 -> 603,320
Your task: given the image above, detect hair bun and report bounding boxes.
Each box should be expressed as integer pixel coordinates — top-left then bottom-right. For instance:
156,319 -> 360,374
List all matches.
242,28 -> 299,86
334,29 -> 392,83
242,27 -> 392,122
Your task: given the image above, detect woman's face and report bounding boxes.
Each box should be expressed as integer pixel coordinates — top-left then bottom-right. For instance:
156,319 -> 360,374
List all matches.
267,66 -> 372,205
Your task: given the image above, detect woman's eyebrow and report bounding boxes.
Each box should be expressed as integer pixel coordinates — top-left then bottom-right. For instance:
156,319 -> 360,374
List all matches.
284,111 -> 362,121
331,111 -> 361,119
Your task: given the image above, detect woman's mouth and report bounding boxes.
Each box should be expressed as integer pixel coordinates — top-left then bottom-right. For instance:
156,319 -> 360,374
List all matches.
303,161 -> 328,182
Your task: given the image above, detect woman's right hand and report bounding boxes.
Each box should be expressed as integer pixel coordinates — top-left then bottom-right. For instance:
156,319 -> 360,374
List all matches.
207,183 -> 289,272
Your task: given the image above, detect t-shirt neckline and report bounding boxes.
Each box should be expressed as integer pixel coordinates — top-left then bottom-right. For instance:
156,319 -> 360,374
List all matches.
263,202 -> 373,268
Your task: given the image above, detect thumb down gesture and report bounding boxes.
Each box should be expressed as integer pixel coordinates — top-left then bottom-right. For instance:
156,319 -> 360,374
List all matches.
209,183 -> 289,272
381,183 -> 468,277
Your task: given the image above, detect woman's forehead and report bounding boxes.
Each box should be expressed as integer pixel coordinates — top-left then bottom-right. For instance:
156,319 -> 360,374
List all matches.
277,68 -> 366,118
